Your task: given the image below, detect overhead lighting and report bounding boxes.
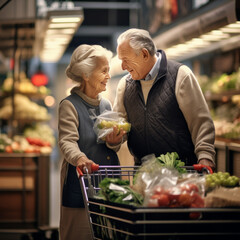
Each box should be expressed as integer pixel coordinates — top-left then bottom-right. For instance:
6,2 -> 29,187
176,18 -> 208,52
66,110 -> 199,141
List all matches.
164,21 -> 240,60
153,0 -> 240,61
39,8 -> 84,63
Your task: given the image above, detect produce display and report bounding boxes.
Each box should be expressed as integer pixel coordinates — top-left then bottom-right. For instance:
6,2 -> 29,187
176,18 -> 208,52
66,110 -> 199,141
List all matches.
197,69 -> 240,140
0,123 -> 55,154
199,69 -> 240,95
1,72 -> 50,95
0,70 -> 55,155
0,94 -> 50,121
23,123 -> 56,147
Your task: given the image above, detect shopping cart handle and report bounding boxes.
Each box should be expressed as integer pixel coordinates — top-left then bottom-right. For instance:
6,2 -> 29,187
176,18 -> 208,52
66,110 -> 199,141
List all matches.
193,164 -> 213,174
76,163 -> 99,177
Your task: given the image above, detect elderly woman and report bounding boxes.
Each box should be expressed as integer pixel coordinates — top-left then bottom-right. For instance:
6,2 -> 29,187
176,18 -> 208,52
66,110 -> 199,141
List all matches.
58,44 -> 123,240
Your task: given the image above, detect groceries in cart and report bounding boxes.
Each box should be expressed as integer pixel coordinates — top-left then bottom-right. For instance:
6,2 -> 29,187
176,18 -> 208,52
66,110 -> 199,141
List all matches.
79,151 -> 240,209
97,178 -> 143,206
143,173 -> 205,208
205,186 -> 240,207
93,110 -> 131,142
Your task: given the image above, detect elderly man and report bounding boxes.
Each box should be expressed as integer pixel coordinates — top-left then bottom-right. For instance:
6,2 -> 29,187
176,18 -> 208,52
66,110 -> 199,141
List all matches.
106,28 -> 215,169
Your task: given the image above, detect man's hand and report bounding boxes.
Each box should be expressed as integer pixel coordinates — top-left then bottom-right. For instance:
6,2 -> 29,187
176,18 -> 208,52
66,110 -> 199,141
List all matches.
105,126 -> 126,146
198,158 -> 215,171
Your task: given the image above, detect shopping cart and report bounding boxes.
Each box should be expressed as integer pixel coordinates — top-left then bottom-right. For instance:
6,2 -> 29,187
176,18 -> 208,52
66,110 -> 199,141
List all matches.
78,165 -> 240,240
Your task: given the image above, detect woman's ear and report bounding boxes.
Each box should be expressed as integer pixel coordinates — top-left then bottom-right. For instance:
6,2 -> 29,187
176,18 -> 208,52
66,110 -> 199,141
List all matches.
142,48 -> 149,61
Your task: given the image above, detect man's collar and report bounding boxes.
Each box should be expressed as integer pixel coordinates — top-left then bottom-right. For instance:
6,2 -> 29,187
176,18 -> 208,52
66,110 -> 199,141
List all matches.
143,52 -> 162,81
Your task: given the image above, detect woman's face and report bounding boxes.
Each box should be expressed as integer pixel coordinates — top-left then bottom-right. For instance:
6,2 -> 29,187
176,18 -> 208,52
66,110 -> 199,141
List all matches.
84,56 -> 111,98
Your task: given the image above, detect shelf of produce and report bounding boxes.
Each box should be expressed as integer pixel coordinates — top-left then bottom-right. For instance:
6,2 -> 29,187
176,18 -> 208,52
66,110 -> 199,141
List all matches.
0,153 -> 50,229
205,89 -> 240,101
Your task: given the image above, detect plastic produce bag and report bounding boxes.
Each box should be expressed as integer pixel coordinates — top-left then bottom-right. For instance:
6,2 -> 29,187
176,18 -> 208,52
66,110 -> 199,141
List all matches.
132,154 -> 180,196
93,110 -> 131,143
144,173 -> 206,208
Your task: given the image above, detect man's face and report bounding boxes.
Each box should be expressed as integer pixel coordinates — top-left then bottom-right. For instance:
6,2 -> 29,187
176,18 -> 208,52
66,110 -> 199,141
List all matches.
117,40 -> 147,80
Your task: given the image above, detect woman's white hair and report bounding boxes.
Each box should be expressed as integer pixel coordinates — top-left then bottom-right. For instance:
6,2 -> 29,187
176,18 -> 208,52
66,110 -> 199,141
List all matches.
66,44 -> 113,82
117,28 -> 157,56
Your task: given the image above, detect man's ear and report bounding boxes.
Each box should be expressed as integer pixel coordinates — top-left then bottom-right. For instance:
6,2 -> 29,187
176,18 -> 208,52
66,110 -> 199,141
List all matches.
142,48 -> 149,61
82,73 -> 89,81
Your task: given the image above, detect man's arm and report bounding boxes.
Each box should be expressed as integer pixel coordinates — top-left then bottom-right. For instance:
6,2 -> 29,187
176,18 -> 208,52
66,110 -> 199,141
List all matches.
175,65 -> 216,167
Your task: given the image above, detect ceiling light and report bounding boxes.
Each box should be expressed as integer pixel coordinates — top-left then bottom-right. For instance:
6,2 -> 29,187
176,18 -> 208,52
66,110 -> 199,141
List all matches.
36,8 -> 84,63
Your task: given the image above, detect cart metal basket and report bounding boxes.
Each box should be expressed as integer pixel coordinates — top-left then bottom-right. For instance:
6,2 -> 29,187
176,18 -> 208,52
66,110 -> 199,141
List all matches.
79,165 -> 240,240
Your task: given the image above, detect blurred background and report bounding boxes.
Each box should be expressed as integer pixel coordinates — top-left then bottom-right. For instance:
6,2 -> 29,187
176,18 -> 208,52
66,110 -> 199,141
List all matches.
0,0 -> 240,238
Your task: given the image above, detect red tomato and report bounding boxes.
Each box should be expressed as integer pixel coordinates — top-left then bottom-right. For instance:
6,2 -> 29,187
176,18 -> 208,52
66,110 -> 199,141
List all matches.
150,193 -> 170,207
178,192 -> 192,207
157,194 -> 170,207
191,193 -> 204,207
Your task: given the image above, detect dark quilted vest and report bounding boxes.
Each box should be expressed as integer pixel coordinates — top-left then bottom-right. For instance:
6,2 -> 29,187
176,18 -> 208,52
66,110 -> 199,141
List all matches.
124,50 -> 197,165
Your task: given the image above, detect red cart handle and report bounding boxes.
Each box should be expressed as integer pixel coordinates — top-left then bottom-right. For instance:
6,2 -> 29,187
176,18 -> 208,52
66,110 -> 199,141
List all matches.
76,163 -> 99,177
193,164 -> 213,174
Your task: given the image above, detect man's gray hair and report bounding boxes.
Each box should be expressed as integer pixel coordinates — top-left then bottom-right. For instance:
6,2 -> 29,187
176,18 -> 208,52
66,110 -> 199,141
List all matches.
66,44 -> 112,83
117,28 -> 157,56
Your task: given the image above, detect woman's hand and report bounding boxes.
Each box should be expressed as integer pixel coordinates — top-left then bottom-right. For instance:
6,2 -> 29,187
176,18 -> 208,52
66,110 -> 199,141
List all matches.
105,126 -> 126,145
77,156 -> 94,174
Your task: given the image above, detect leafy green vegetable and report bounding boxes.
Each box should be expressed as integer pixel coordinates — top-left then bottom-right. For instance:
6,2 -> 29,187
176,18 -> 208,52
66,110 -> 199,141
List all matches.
97,178 -> 143,206
157,152 -> 186,173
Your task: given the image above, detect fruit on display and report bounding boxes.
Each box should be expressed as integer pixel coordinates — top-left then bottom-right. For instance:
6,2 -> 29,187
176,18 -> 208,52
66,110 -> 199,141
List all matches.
0,94 -> 50,121
1,72 -> 50,95
214,119 -> 240,140
97,119 -> 131,132
205,171 -> 239,190
199,70 -> 240,94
